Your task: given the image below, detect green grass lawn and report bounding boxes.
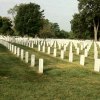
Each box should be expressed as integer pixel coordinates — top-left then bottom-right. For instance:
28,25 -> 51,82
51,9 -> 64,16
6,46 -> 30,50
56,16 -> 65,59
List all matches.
0,43 -> 100,100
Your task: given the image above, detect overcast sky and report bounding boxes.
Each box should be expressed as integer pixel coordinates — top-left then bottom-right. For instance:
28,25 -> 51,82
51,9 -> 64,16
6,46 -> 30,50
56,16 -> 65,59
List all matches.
0,0 -> 78,31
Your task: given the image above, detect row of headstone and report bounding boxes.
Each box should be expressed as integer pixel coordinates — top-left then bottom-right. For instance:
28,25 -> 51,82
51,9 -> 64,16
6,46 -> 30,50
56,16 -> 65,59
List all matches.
0,39 -> 44,74
1,36 -> 100,72
7,38 -> 87,66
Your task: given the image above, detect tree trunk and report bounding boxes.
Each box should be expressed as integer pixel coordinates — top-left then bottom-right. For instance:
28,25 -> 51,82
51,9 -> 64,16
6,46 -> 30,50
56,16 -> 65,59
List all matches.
93,19 -> 99,41
94,25 -> 97,41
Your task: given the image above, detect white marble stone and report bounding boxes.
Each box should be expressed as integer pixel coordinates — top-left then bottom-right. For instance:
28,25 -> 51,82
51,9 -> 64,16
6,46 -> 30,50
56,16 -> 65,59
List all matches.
84,49 -> 88,57
31,54 -> 35,67
69,42 -> 72,54
61,50 -> 64,59
42,45 -> 45,52
31,42 -> 34,48
14,46 -> 16,54
39,59 -> 43,73
47,46 -> 50,54
69,52 -> 73,62
94,50 -> 98,59
64,45 -> 67,51
94,59 -> 100,72
76,48 -> 79,55
53,48 -> 57,57
25,51 -> 29,63
80,55 -> 85,66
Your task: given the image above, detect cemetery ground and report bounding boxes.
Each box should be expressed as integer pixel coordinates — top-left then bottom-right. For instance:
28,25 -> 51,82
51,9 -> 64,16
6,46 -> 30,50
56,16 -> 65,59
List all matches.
0,43 -> 100,100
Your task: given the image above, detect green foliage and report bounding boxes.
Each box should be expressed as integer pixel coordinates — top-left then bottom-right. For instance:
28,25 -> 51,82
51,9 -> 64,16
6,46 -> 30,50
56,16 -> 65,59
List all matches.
9,3 -> 69,38
58,30 -> 69,38
39,19 -> 55,38
51,23 -> 60,38
71,0 -> 100,40
14,3 -> 44,37
71,13 -> 92,39
39,19 -> 69,38
0,16 -> 13,35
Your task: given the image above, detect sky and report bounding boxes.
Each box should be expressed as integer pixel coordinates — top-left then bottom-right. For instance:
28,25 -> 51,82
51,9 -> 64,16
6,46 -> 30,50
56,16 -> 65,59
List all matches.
0,0 -> 78,31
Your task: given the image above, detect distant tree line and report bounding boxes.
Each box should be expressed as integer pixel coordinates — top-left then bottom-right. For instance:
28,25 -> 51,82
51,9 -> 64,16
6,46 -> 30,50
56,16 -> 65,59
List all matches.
3,1 -> 100,40
5,2 -> 70,38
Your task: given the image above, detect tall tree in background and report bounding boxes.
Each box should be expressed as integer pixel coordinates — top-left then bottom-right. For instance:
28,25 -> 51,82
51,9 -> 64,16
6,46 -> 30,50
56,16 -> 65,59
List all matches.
78,0 -> 100,41
71,13 -> 91,39
39,19 -> 55,38
71,0 -> 100,41
51,23 -> 60,38
14,3 -> 44,37
39,19 -> 69,38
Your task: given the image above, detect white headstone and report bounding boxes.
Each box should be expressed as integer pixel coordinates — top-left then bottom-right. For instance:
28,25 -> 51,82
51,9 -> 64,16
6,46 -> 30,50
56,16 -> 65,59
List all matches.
39,58 -> 43,74
58,44 -> 61,50
54,41 -> 57,48
14,46 -> 16,54
31,42 -> 34,48
69,52 -> 73,62
61,50 -> 64,59
42,45 -> 45,52
81,43 -> 83,50
69,42 -> 72,53
84,49 -> 88,57
94,59 -> 100,72
94,50 -> 98,59
25,51 -> 29,63
31,54 -> 35,67
80,55 -> 85,66
53,48 -> 57,57
47,46 -> 50,54
64,45 -> 66,51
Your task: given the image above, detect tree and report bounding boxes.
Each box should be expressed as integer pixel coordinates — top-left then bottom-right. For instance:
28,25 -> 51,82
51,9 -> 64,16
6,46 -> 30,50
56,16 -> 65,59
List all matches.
78,0 -> 100,41
71,0 -> 100,40
39,19 -> 55,38
0,16 -> 13,35
71,13 -> 91,39
39,20 -> 67,38
59,30 -> 69,38
51,23 -> 60,38
14,3 -> 44,37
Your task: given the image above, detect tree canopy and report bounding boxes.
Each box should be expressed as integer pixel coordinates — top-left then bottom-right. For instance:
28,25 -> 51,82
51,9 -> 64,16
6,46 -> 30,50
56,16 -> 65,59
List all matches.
0,16 -> 13,35
39,19 -> 69,38
14,3 -> 44,37
71,0 -> 100,40
8,2 -> 69,38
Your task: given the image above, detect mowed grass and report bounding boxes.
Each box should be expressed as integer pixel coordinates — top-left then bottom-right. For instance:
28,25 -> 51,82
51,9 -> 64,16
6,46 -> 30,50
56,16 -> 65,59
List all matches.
0,43 -> 100,100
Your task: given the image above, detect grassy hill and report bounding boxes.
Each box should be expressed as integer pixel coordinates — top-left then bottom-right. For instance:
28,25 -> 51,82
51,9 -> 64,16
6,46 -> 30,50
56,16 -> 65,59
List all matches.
0,44 -> 100,100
